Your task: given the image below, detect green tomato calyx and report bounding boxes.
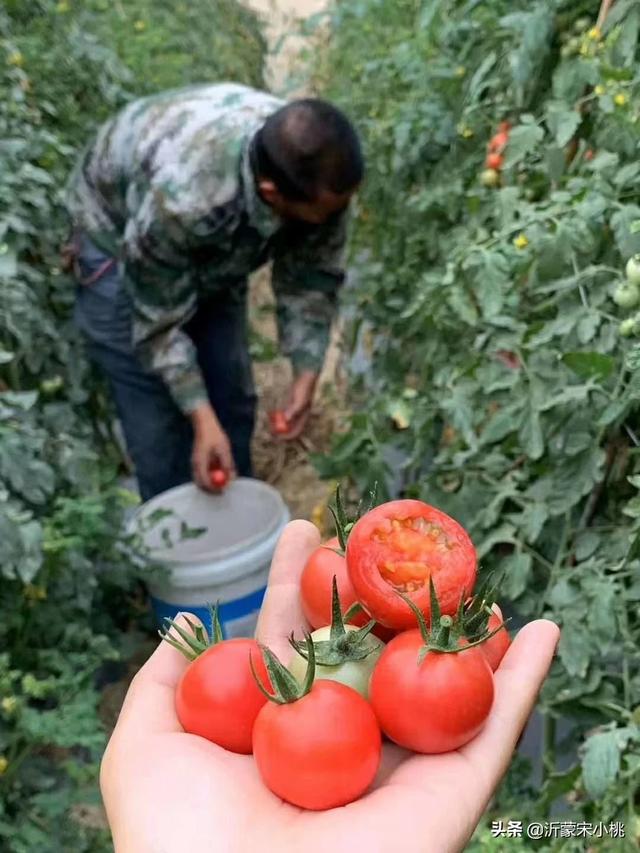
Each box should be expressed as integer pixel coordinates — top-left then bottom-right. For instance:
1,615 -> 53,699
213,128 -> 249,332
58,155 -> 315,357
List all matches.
159,603 -> 224,661
329,482 -> 379,551
289,576 -> 381,666
399,578 -> 508,663
252,634 -> 316,705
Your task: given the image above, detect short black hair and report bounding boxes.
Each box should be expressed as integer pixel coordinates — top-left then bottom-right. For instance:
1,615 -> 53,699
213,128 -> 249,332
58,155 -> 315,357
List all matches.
251,99 -> 364,203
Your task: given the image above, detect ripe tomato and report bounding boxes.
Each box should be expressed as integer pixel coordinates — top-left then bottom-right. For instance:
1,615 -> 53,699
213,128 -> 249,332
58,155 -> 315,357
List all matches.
300,538 -> 395,641
481,611 -> 512,671
176,639 -> 269,754
301,538 -> 366,628
498,120 -> 511,133
289,624 -> 384,699
210,468 -> 228,489
370,630 -> 494,753
346,500 -> 477,630
488,131 -> 509,153
269,410 -> 290,436
485,152 -> 503,170
253,680 -> 381,809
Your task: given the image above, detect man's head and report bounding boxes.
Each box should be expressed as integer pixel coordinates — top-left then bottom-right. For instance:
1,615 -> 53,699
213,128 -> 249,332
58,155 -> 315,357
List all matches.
252,99 -> 363,225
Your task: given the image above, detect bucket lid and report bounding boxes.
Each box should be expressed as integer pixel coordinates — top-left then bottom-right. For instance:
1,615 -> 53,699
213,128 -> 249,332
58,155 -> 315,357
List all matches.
129,478 -> 287,566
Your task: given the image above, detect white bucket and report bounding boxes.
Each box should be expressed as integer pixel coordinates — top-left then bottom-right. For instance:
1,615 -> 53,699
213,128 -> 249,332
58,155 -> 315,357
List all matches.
130,478 -> 289,639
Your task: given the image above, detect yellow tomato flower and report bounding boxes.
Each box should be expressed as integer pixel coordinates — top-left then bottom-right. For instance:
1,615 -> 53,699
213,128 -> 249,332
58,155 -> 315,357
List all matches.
455,66 -> 466,78
594,84 -> 605,96
7,51 -> 24,67
513,233 -> 529,250
587,26 -> 601,40
1,697 -> 17,714
614,93 -> 628,107
134,20 -> 147,32
457,123 -> 473,138
0,757 -> 8,775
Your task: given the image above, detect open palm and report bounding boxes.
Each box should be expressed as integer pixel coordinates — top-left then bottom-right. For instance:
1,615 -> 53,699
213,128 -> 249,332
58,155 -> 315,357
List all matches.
101,521 -> 559,853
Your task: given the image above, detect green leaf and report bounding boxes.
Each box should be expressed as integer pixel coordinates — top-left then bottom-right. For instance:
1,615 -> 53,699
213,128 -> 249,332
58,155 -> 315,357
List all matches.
581,731 -> 620,800
576,312 -> 600,345
562,352 -> 615,381
519,407 -> 544,460
502,123 -> 544,167
558,620 -> 591,678
0,350 -> 14,365
500,552 -> 532,600
545,103 -> 581,148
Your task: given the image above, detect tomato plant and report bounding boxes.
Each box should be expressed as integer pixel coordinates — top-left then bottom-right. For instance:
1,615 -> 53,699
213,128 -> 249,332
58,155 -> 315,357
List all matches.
346,500 -> 477,629
252,636 -> 381,810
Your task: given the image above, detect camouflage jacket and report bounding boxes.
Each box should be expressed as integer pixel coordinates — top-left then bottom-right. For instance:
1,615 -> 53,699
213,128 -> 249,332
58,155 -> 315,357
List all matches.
66,83 -> 348,414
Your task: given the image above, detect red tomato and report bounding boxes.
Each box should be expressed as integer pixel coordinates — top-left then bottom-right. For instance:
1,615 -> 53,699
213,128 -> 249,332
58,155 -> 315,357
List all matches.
585,148 -> 595,161
345,500 -> 477,630
481,610 -> 511,671
253,680 -> 381,809
489,131 -> 509,153
300,538 -> 396,641
269,410 -> 290,436
210,468 -> 228,489
370,630 -> 494,753
176,639 -> 269,754
485,152 -> 504,170
498,120 -> 511,134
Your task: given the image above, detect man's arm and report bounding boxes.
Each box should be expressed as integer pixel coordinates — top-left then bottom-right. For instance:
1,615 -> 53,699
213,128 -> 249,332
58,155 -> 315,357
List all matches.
122,194 -> 235,486
271,210 -> 348,437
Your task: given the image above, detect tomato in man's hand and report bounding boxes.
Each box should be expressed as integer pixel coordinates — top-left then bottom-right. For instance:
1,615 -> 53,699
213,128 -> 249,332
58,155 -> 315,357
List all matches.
209,468 -> 228,490
346,500 -> 477,630
269,410 -> 290,436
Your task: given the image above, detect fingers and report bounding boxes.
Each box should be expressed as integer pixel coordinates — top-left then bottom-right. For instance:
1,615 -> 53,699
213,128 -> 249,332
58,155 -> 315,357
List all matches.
114,614 -> 202,737
255,520 -> 320,659
461,619 -> 560,771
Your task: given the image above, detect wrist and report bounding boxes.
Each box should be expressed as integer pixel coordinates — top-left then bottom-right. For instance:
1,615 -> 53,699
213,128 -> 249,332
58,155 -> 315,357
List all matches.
190,403 -> 219,434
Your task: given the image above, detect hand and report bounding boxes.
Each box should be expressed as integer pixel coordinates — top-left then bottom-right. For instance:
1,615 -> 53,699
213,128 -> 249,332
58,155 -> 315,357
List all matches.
190,403 -> 235,490
101,522 -> 559,853
278,370 -> 318,440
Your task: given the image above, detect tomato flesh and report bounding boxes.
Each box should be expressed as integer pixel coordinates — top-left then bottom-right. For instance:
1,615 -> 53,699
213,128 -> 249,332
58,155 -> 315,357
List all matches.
253,680 -> 381,810
346,500 -> 477,630
370,630 -> 494,753
176,639 -> 268,754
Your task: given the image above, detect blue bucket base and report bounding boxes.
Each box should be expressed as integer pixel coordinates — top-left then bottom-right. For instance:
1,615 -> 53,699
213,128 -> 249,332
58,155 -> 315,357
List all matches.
151,586 -> 267,640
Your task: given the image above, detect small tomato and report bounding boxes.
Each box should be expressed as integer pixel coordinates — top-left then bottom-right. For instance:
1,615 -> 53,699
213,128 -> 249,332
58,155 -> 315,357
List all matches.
613,282 -> 640,310
485,152 -> 504,170
626,256 -> 640,286
480,168 -> 500,188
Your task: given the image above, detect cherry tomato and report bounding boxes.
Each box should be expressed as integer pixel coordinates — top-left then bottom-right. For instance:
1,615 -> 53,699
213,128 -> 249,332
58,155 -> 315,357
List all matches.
176,639 -> 269,754
253,680 -> 381,809
626,256 -> 640,286
346,500 -> 477,630
488,131 -> 509,153
485,152 -> 504,170
370,629 -> 494,753
613,281 -> 639,309
269,410 -> 290,436
480,168 -> 500,188
210,468 -> 228,489
481,610 -> 512,671
288,624 -> 384,699
300,538 -> 395,641
498,120 -> 511,133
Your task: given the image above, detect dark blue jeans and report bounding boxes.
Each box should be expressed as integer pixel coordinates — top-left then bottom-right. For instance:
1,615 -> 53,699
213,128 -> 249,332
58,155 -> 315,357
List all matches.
74,234 -> 256,501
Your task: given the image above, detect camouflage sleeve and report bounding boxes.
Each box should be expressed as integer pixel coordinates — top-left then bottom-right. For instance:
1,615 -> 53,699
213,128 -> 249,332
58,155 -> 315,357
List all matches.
271,209 -> 349,374
122,190 -> 208,415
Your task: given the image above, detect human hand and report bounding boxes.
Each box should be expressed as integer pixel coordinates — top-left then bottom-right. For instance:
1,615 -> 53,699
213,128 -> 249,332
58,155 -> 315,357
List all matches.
190,403 -> 235,490
274,370 -> 318,440
100,521 -> 559,853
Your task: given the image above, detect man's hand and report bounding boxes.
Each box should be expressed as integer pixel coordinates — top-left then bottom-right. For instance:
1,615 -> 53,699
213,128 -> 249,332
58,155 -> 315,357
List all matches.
278,370 -> 318,440
190,403 -> 235,490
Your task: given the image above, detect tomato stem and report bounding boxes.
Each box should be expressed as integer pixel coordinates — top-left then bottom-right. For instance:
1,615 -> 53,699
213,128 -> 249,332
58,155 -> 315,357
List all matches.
158,603 -> 224,661
253,633 -> 317,704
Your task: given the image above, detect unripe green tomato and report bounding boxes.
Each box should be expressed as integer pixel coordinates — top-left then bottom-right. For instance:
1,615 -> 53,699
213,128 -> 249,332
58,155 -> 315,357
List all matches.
626,255 -> 640,285
288,625 -> 384,699
480,168 -> 500,188
619,317 -> 637,337
39,375 -> 64,395
613,281 -> 640,309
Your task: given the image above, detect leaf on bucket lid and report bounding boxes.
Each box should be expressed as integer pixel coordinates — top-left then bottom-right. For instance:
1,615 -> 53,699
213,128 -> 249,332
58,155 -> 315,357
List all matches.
179,520 -> 207,541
